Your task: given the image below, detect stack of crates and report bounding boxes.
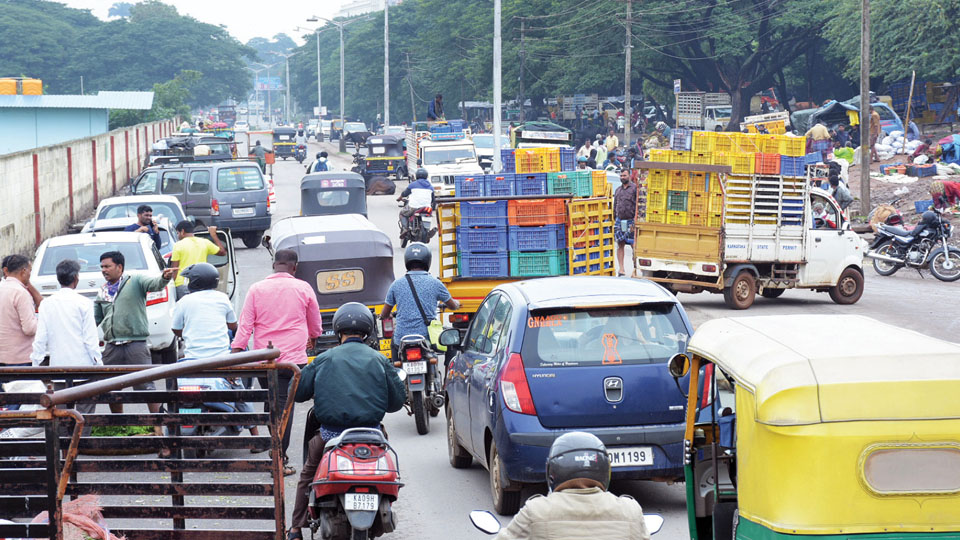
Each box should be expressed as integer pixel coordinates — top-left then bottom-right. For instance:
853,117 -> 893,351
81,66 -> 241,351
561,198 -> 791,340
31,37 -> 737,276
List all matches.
568,198 -> 615,275
670,128 -> 693,151
512,146 -> 574,174
507,199 -> 568,277
455,174 -> 518,197
781,177 -> 805,226
547,170 -> 596,197
724,175 -> 752,226
456,201 -> 510,278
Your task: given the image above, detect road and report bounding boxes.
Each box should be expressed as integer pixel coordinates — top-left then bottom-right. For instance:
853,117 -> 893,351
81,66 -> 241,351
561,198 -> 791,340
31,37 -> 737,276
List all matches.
239,139 -> 959,539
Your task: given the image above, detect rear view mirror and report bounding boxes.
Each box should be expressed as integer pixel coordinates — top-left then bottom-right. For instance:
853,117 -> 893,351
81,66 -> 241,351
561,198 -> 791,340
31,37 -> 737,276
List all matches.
668,353 -> 690,378
439,328 -> 461,347
469,510 -> 501,535
644,514 -> 665,535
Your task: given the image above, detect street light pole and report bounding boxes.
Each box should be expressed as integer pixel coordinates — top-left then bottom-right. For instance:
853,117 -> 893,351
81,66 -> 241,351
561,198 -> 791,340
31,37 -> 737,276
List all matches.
316,28 -> 322,124
384,1 -> 390,127
492,0 -> 502,173
308,16 -> 349,152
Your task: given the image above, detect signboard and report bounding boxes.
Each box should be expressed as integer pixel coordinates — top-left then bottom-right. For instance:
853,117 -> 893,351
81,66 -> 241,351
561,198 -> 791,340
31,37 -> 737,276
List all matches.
256,76 -> 283,91
523,130 -> 570,141
673,79 -> 682,95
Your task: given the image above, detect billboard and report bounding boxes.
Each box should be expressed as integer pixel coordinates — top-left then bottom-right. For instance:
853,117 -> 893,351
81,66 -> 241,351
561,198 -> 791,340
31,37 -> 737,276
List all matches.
256,76 -> 283,91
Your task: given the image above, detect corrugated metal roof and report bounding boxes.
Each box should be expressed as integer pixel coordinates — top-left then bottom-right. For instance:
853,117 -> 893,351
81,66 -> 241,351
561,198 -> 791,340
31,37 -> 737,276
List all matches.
0,91 -> 154,110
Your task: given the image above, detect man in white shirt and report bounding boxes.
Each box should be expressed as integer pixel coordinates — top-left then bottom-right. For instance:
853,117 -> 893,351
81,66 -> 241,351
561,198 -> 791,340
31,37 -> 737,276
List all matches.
30,259 -> 101,414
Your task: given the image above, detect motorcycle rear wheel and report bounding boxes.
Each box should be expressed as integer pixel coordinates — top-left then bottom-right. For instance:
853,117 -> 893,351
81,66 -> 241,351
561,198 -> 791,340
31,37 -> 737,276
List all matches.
930,250 -> 960,282
352,528 -> 368,540
412,391 -> 430,435
871,241 -> 903,276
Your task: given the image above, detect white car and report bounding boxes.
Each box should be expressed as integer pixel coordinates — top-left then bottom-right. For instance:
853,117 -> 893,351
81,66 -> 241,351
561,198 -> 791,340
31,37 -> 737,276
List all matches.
234,121 -> 249,131
321,120 -> 333,138
472,134 -> 495,171
31,232 -> 179,363
92,195 -> 188,227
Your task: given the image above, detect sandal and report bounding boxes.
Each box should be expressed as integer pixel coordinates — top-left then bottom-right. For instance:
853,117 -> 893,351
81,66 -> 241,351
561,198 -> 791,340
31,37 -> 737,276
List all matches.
283,455 -> 296,477
287,530 -> 303,540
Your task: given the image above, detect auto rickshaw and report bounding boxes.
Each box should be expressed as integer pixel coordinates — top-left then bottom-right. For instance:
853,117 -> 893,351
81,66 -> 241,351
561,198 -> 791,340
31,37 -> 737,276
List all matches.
272,127 -> 297,160
330,119 -> 344,141
262,215 -> 395,358
668,314 -> 960,540
362,134 -> 407,180
300,172 -> 368,218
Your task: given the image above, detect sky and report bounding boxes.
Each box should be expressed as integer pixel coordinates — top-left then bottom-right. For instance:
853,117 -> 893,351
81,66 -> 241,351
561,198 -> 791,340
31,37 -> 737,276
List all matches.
60,0 -> 345,44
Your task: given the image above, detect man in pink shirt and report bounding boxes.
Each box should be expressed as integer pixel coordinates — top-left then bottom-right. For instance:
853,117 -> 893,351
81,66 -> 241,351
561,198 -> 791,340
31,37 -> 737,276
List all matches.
231,249 -> 322,476
0,255 -> 43,367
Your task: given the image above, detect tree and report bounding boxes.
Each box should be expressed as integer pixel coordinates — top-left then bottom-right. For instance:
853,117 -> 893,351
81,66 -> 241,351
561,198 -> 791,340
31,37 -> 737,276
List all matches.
108,2 -> 133,18
109,70 -> 201,129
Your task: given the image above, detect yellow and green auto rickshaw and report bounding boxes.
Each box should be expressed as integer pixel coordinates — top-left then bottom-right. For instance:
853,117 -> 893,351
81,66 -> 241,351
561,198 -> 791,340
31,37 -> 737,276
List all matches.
668,314 -> 960,540
272,127 -> 297,160
362,134 -> 407,181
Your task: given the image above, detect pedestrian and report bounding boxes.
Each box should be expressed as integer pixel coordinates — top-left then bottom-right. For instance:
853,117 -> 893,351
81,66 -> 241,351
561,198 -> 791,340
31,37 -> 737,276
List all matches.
605,129 -> 619,153
613,169 -> 638,276
906,120 -> 921,142
577,139 -> 592,159
30,259 -> 101,369
124,205 -> 162,250
95,251 -> 175,417
577,156 -> 589,170
828,175 -> 854,211
870,107 -> 882,162
231,249 -> 324,477
834,124 -> 850,147
930,180 -> 960,211
249,140 -> 271,173
169,221 -> 226,299
0,254 -> 42,367
587,148 -> 598,169
595,138 -> 608,166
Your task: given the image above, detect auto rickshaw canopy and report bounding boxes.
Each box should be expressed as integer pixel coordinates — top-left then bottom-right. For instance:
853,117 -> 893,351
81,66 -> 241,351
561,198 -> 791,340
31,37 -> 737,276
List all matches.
365,134 -> 405,158
300,172 -> 368,218
688,314 -> 960,426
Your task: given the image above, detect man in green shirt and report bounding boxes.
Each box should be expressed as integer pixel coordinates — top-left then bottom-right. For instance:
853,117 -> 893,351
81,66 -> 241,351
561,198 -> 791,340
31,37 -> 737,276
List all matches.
249,140 -> 272,172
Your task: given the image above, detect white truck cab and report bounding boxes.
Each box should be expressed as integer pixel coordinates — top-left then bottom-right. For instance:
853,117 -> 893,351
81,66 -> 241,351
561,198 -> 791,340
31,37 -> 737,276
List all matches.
416,138 -> 483,196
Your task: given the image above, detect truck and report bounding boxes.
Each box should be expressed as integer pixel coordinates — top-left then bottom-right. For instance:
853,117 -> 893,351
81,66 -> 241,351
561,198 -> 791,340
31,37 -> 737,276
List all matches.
633,162 -> 867,309
511,121 -> 573,148
406,126 -> 484,196
556,94 -> 599,121
676,92 -> 732,131
217,104 -> 237,128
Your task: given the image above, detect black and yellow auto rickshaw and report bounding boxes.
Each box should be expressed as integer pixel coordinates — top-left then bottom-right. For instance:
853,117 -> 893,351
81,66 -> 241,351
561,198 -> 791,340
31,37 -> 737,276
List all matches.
300,172 -> 368,218
262,215 -> 395,358
362,134 -> 407,180
272,127 -> 297,160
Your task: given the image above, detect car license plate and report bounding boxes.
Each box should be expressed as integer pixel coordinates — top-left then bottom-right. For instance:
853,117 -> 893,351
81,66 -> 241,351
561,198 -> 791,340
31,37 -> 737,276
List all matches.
403,361 -> 427,374
607,446 -> 654,467
233,207 -> 255,217
179,408 -> 202,414
344,493 -> 378,511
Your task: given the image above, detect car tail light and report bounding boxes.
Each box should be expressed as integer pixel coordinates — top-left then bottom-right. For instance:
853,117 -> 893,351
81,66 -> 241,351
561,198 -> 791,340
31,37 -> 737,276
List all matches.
179,385 -> 203,392
702,264 -> 717,272
499,353 -> 536,415
450,313 -> 470,324
211,199 -> 220,216
638,259 -> 652,267
146,288 -> 169,306
381,318 -> 394,338
404,347 -> 422,361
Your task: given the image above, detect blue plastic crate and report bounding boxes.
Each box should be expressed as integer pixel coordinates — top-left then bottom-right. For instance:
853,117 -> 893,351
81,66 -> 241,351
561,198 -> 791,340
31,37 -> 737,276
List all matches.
457,225 -> 508,253
458,252 -> 510,278
459,200 -> 508,228
500,149 -> 516,173
803,152 -> 822,166
508,224 -> 566,251
915,200 -> 934,213
431,124 -> 453,134
780,156 -> 804,177
448,119 -> 467,131
515,173 -> 547,195
455,175 -> 484,197
559,147 -> 575,171
485,173 -> 516,197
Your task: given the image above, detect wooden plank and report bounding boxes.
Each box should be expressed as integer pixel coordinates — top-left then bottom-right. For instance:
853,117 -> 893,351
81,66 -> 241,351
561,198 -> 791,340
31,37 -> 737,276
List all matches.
101,505 -> 276,520
110,530 -> 275,540
67,482 -> 273,497
72,435 -> 272,452
72,458 -> 274,474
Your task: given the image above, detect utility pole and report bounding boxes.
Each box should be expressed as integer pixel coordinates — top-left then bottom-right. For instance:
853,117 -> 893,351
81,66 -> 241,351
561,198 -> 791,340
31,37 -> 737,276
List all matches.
406,52 -> 416,122
493,0 -> 503,173
285,56 -> 292,125
859,0 -> 871,210
384,1 -> 390,127
519,19 -> 526,123
266,66 -> 272,128
339,22 -> 346,152
623,0 -> 633,147
316,27 -> 322,125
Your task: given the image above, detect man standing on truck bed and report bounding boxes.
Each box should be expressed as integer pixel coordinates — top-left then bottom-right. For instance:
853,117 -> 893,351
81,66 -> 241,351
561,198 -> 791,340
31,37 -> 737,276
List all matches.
427,93 -> 445,121
614,169 -> 638,276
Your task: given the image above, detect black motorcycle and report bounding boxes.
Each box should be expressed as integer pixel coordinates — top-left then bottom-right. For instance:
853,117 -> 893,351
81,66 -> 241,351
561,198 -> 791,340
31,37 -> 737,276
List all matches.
397,197 -> 433,248
397,334 -> 442,435
868,206 -> 960,282
295,144 -> 307,164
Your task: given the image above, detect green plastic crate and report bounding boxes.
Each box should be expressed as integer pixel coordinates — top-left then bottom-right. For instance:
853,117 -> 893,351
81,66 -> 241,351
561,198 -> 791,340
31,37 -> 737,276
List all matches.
509,249 -> 568,277
546,172 -> 576,195
667,190 -> 688,211
572,170 -> 594,197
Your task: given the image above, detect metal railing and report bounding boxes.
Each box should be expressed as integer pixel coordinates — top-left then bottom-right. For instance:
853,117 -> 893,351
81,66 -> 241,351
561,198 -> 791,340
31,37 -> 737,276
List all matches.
0,348 -> 297,540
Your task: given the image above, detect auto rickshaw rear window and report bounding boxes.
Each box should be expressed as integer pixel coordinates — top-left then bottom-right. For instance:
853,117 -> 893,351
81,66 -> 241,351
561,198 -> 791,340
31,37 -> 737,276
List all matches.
217,167 -> 264,192
520,304 -> 688,368
864,445 -> 960,495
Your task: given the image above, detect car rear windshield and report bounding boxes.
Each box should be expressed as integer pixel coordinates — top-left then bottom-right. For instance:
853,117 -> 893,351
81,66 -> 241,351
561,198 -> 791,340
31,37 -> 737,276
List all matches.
217,167 -> 264,192
520,303 -> 688,368
39,242 -> 148,276
98,202 -> 183,222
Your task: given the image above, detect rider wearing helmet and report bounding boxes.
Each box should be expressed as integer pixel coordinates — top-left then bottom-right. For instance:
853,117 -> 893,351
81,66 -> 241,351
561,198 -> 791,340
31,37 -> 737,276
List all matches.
171,262 -> 237,359
380,243 -> 460,360
307,151 -> 329,173
494,432 -> 651,540
288,302 -> 405,540
397,167 -> 437,234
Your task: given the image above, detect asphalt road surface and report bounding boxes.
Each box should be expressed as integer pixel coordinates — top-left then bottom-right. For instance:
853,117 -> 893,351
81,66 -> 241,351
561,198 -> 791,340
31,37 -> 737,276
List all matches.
234,139 -> 959,539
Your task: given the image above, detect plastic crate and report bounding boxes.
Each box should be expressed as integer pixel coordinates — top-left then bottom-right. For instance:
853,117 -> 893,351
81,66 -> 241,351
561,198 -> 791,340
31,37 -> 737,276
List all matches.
559,147 -> 575,171
689,213 -> 708,227
736,133 -> 759,153
915,200 -> 934,213
714,133 -> 736,153
669,171 -> 689,191
730,153 -> 755,175
916,164 -> 937,177
688,192 -> 708,214
649,148 -> 671,162
485,173 -> 516,197
689,172 -> 708,192
515,173 -> 548,195
455,175 -> 484,197
458,252 -> 510,278
781,136 -> 805,157
460,200 -> 508,228
692,131 -> 715,153
755,153 -> 781,175
708,192 -> 724,212
667,211 -> 688,225
690,152 -> 712,166
780,156 -> 804,177
500,149 -> 516,173
457,225 -> 508,253
540,147 -> 562,173
671,128 -> 693,151
803,152 -> 822,166
670,150 -> 691,164
510,250 -> 568,277
508,224 -> 566,251
647,170 -> 668,191
646,209 -> 665,223
757,135 -> 780,154
709,174 -> 724,193
515,149 -> 542,174
591,170 -> 608,197
547,172 -> 576,195
667,191 -> 689,211
448,119 -> 467,131
647,189 -> 667,211
573,170 -> 595,197
708,213 -> 723,227
508,198 -> 566,226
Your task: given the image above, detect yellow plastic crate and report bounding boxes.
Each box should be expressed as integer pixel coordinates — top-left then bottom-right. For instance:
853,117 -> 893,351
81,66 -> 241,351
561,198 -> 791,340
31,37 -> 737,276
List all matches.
668,171 -> 689,191
692,131 -> 715,153
689,191 -> 708,214
647,189 -> 667,210
538,147 -> 562,173
736,132 -> 759,153
667,211 -> 688,225
646,209 -> 665,224
689,172 -> 708,192
712,151 -> 729,167
714,133 -> 736,153
708,192 -> 725,212
647,169 -> 668,191
710,174 -> 725,193
729,152 -> 755,175
708,213 -> 723,227
689,213 -> 708,227
758,134 -> 781,154
649,148 -> 670,162
591,170 -> 607,197
781,136 -> 805,157
670,151 -> 690,164
691,152 -> 712,166
515,149 -> 542,174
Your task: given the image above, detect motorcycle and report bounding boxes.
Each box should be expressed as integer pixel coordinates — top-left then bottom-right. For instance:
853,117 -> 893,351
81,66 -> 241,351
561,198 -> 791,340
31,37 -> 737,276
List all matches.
397,334 -> 442,435
309,428 -> 402,540
397,198 -> 433,248
867,206 -> 960,282
176,375 -> 247,458
296,144 -> 308,164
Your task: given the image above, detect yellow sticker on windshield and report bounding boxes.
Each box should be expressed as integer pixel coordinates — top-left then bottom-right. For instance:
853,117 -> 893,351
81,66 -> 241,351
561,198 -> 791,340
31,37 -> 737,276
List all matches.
601,333 -> 623,365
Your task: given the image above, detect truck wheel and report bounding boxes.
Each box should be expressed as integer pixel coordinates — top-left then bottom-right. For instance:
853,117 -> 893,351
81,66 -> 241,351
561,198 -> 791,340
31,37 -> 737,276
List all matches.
723,272 -> 756,310
829,268 -> 864,304
760,288 -> 784,299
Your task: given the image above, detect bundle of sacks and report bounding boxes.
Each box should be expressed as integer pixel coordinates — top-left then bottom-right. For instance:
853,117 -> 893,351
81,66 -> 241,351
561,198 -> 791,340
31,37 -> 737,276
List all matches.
875,130 -> 924,161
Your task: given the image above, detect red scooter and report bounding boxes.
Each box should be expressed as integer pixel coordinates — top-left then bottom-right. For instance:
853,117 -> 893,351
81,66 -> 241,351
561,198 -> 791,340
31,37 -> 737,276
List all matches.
309,428 -> 402,540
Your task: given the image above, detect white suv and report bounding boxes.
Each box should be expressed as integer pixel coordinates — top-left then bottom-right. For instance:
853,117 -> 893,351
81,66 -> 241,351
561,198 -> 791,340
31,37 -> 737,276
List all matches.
31,231 -> 179,363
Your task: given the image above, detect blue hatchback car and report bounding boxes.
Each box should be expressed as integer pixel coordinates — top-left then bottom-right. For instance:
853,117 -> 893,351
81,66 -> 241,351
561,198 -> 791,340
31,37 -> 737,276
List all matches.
441,276 -> 692,515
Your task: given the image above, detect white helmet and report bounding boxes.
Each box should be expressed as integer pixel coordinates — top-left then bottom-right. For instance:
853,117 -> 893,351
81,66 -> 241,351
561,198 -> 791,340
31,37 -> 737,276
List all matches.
656,121 -> 667,131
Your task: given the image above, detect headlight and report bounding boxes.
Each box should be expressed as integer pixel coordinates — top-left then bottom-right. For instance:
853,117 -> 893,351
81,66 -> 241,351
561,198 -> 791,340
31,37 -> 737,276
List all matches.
431,176 -> 441,184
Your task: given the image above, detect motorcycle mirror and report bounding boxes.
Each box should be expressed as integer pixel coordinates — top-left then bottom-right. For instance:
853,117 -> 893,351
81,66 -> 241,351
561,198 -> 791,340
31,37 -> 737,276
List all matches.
469,510 -> 501,535
644,514 -> 665,535
396,369 -> 407,382
667,353 -> 690,378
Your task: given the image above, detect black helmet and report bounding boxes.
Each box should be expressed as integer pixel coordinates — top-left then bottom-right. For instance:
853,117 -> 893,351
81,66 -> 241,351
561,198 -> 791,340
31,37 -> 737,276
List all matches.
316,152 -> 322,159
181,262 -> 219,292
404,242 -> 432,271
332,302 -> 375,338
415,168 -> 429,180
545,432 -> 611,491
922,210 -> 938,227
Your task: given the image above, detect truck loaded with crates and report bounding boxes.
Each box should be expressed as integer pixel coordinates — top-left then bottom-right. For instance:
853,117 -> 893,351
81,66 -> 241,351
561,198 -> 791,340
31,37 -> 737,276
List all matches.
633,129 -> 868,310
436,146 -> 615,328
406,121 -> 483,196
676,92 -> 732,131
